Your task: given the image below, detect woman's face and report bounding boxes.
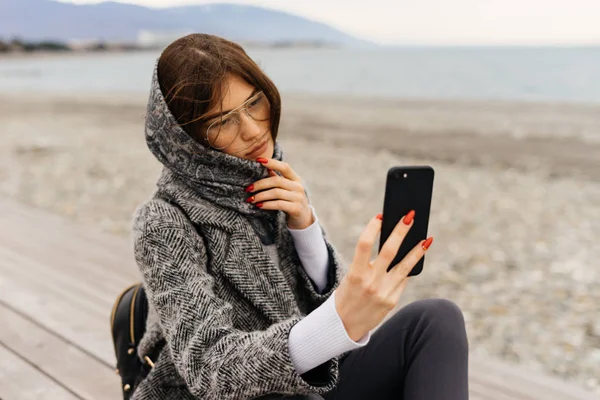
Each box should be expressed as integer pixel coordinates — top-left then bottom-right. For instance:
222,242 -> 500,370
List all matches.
201,74 -> 274,161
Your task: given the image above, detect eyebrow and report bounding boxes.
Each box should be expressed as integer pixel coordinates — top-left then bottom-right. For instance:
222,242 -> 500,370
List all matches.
202,88 -> 260,122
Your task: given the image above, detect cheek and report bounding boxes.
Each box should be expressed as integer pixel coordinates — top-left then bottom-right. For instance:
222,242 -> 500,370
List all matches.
222,139 -> 253,159
212,136 -> 228,148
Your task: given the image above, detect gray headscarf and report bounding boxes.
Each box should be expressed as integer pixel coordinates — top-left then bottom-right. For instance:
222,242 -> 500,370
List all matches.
144,60 -> 281,243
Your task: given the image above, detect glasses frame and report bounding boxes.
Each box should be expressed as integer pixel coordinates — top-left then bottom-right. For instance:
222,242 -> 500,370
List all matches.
204,91 -> 269,150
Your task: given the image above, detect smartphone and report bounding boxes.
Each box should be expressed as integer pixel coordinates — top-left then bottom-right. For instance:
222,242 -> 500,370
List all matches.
379,166 -> 434,275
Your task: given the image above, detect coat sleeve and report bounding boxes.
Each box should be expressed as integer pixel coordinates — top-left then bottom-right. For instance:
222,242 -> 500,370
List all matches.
132,200 -> 339,399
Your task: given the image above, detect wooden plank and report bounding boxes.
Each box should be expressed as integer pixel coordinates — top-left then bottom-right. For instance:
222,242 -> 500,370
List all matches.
469,380 -> 511,400
0,302 -> 121,400
0,245 -> 115,314
0,343 -> 80,400
0,248 -> 118,366
469,372 -> 538,400
0,198 -> 139,281
0,197 -> 135,262
470,357 -> 599,400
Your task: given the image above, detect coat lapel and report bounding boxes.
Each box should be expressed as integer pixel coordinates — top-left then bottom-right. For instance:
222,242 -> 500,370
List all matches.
161,191 -> 301,324
220,214 -> 300,324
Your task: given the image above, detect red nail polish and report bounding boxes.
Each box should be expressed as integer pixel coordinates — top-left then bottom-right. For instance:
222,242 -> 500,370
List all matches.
245,184 -> 254,192
256,158 -> 268,164
403,210 -> 415,225
376,213 -> 383,220
422,237 -> 434,251
246,196 -> 255,203
256,202 -> 264,208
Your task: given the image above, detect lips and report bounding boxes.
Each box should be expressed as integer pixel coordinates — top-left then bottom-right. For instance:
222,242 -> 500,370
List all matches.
246,139 -> 268,156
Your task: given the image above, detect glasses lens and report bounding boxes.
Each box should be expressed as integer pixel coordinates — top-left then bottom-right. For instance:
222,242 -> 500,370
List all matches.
246,92 -> 270,122
207,115 -> 239,149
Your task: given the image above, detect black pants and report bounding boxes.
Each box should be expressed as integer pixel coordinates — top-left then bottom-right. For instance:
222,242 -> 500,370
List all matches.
323,298 -> 469,400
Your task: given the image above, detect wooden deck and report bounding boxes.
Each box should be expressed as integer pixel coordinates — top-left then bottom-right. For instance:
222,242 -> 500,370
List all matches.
0,197 -> 597,400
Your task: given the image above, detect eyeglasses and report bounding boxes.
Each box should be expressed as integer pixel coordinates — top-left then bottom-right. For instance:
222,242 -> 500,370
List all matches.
205,91 -> 271,150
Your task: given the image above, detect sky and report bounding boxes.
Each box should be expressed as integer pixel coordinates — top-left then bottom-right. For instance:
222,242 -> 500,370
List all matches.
58,0 -> 600,45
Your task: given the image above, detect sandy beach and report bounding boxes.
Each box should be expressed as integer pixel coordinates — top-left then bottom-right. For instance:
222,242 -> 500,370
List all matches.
1,91 -> 599,394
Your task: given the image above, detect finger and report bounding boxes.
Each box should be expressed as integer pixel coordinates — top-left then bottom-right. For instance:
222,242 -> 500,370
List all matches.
254,199 -> 300,215
389,237 -> 433,281
250,175 -> 302,194
248,188 -> 301,204
391,277 -> 409,300
257,158 -> 300,182
351,214 -> 384,273
372,211 -> 415,273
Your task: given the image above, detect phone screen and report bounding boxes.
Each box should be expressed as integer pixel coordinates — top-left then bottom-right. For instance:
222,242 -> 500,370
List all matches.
379,166 -> 434,275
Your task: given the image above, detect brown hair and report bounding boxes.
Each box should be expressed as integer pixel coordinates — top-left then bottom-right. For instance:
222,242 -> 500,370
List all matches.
157,33 -> 281,147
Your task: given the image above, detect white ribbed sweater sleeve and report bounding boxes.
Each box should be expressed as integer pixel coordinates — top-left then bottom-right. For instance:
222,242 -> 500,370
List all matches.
287,206 -> 329,292
287,207 -> 371,375
288,291 -> 370,374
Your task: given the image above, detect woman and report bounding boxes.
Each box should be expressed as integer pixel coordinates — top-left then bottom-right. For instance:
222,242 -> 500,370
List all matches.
132,33 -> 469,400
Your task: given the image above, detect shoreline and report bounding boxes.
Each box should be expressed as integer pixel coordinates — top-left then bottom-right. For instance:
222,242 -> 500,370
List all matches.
0,48 -> 159,60
0,41 -> 341,60
2,87 -> 600,111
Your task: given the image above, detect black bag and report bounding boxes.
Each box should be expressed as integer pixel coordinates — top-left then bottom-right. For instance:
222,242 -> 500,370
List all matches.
110,282 -> 162,399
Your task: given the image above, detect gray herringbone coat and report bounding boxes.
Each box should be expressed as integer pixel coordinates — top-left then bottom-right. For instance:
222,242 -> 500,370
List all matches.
131,184 -> 344,400
130,61 -> 346,399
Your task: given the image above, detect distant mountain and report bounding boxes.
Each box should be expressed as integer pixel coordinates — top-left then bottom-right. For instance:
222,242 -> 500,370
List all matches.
0,0 -> 371,47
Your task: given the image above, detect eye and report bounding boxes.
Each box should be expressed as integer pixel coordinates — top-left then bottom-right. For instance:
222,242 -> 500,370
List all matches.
248,94 -> 264,108
219,116 -> 234,127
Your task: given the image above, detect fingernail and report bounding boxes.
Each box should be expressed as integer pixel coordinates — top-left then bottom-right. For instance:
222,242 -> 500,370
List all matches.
245,184 -> 254,192
256,202 -> 264,208
376,213 -> 383,220
246,196 -> 255,203
422,237 -> 434,251
403,210 -> 415,225
256,158 -> 268,164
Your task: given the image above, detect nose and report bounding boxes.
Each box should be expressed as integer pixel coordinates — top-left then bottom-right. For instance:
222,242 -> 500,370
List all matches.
238,111 -> 262,141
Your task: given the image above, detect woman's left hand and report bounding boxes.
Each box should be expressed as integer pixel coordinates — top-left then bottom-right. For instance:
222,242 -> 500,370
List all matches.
245,158 -> 314,230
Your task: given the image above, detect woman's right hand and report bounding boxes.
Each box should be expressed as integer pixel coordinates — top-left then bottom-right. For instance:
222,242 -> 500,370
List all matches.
334,211 -> 433,341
